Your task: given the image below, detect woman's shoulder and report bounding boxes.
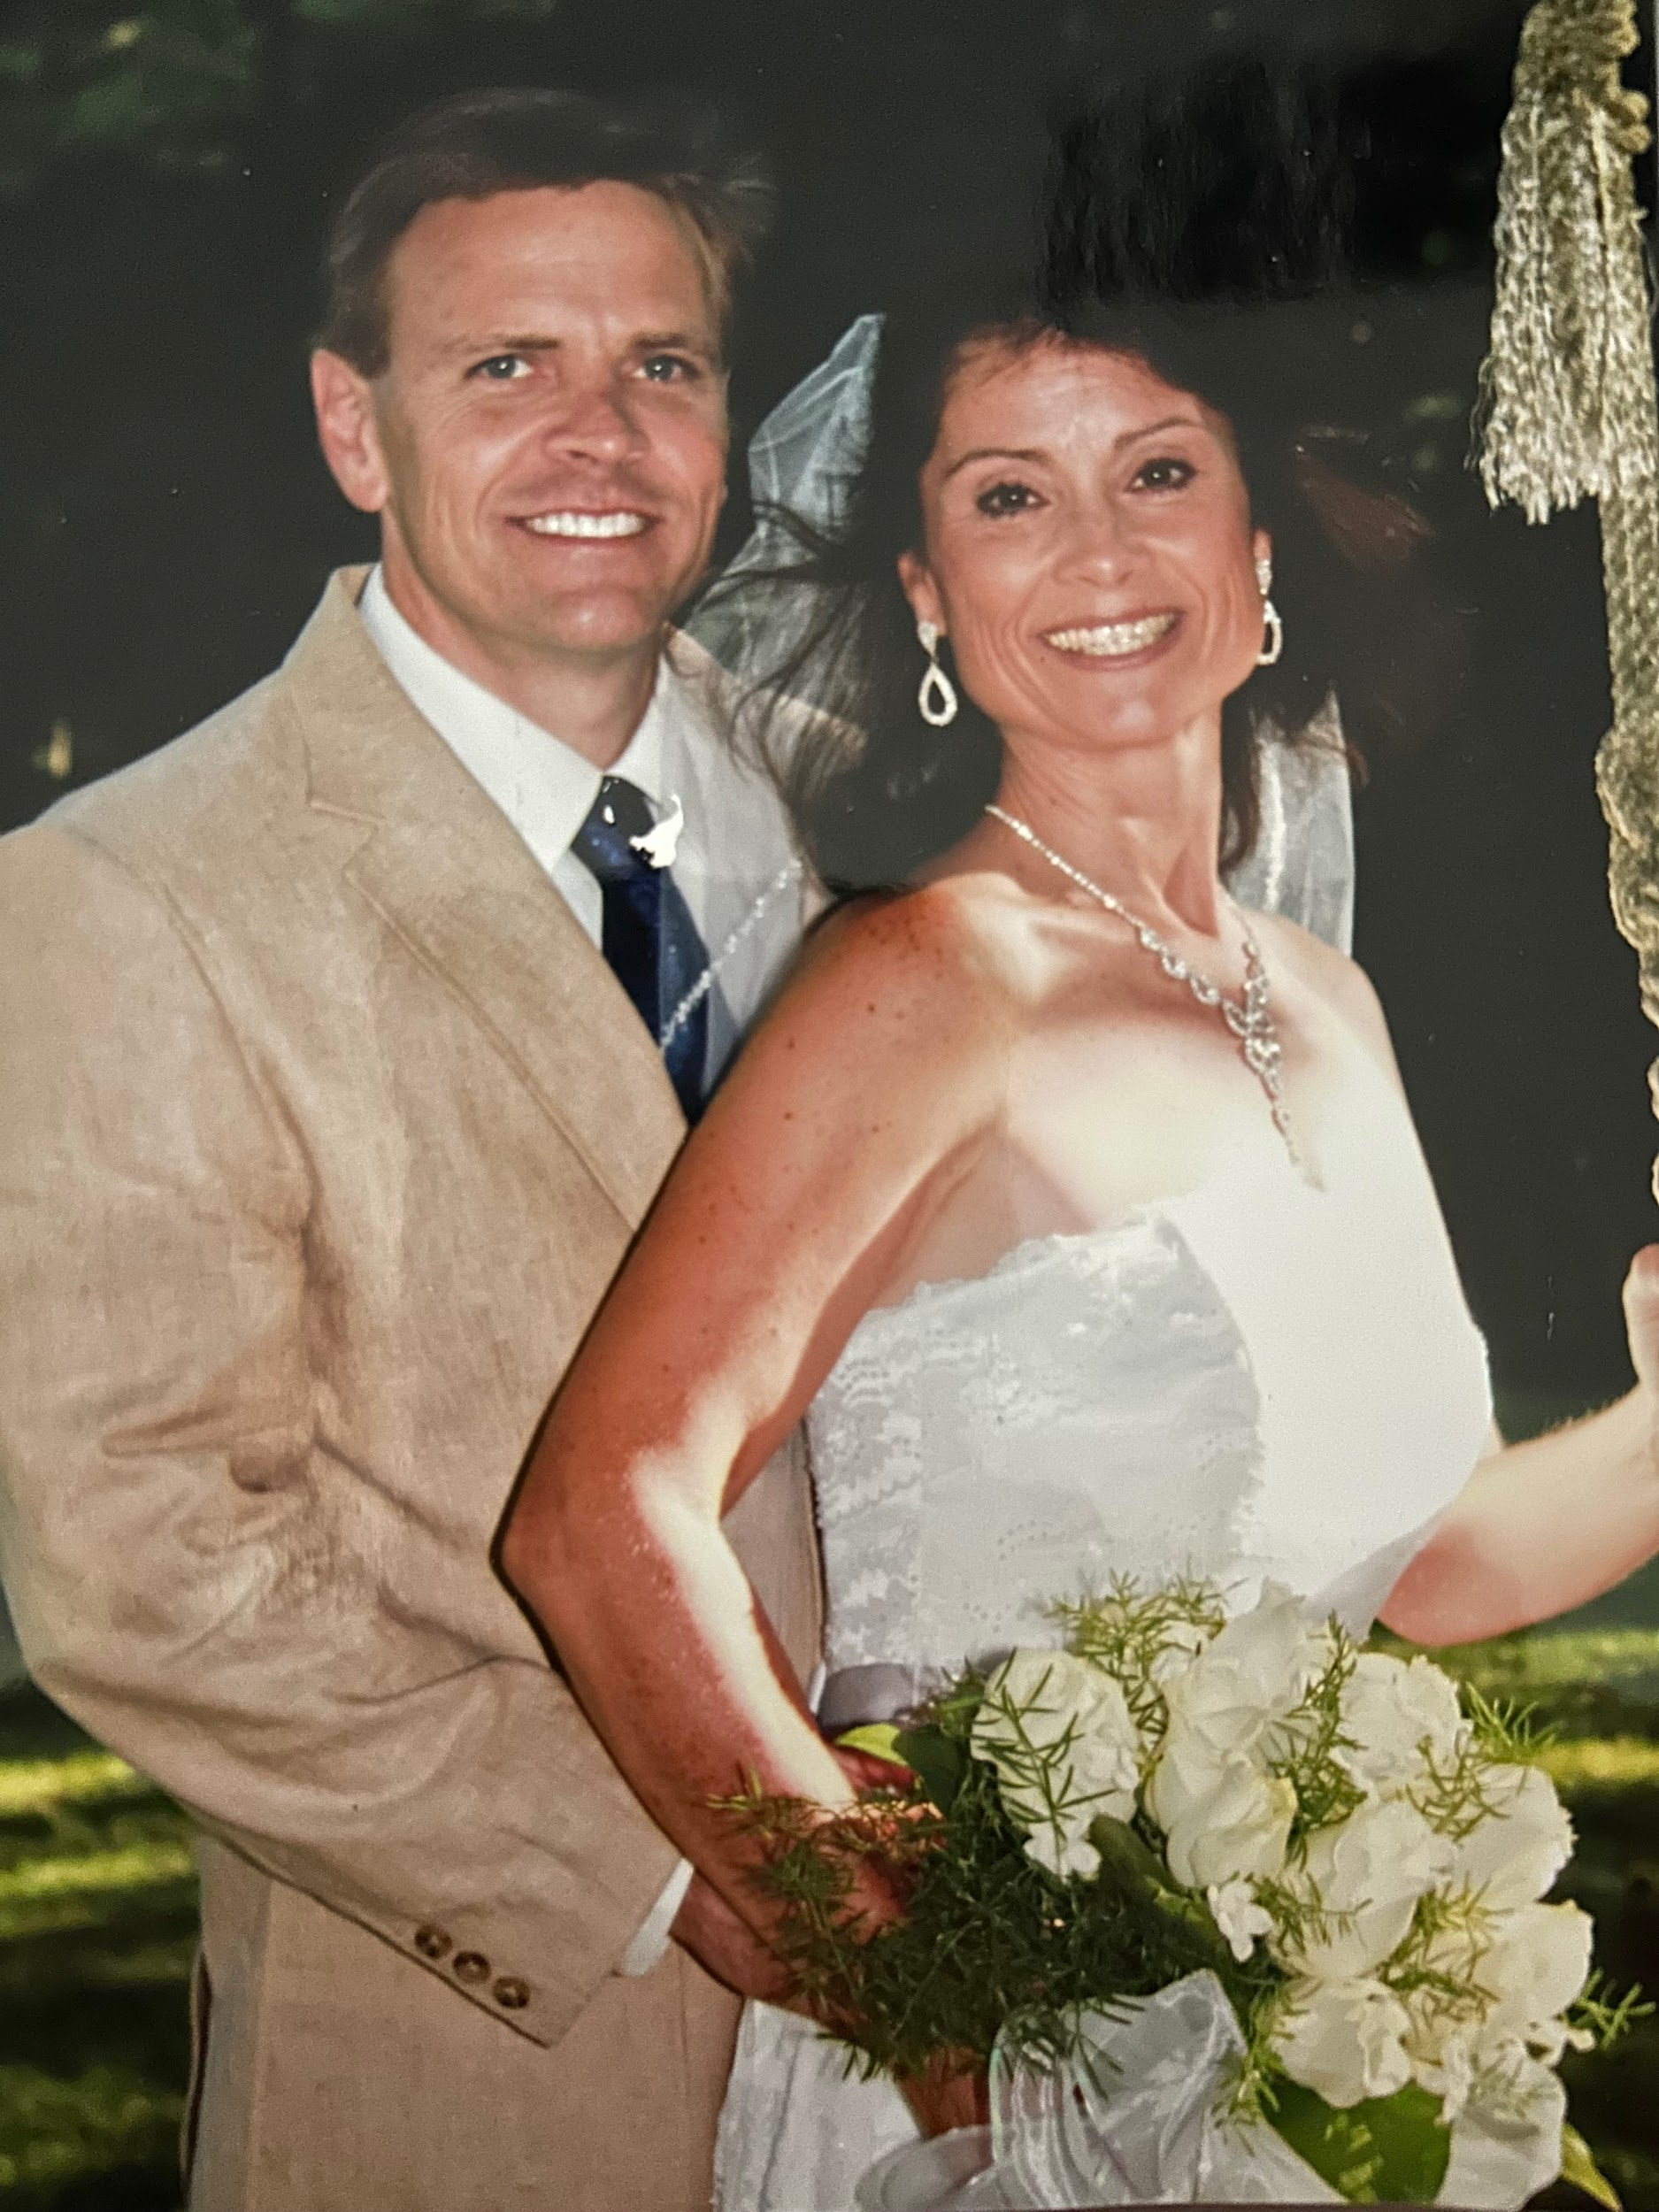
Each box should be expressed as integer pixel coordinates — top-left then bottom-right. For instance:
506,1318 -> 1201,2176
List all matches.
1248,908 -> 1397,1064
798,873 -> 1033,1004
697,879 -> 1017,1194
739,877 -> 1025,1109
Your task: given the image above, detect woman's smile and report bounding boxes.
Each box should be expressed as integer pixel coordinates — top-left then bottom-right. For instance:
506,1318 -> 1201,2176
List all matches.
1041,610 -> 1182,662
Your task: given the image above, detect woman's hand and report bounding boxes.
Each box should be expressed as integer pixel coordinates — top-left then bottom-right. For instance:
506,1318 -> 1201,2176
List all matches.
672,1872 -> 795,2005
897,2053 -> 991,2139
1623,1244 -> 1659,1417
832,1741 -> 919,1797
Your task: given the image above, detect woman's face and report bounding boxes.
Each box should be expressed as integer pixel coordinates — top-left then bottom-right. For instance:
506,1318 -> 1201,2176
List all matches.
899,336 -> 1271,762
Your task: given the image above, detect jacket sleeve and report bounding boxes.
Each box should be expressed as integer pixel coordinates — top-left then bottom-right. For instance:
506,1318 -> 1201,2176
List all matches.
0,820 -> 681,2048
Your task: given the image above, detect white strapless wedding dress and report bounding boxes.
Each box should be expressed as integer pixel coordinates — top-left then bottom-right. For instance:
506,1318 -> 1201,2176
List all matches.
713,1103 -> 1494,2212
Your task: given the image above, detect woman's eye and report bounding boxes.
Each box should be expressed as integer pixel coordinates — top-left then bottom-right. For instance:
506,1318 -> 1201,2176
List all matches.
472,354 -> 532,382
974,480 -> 1040,518
1132,456 -> 1196,492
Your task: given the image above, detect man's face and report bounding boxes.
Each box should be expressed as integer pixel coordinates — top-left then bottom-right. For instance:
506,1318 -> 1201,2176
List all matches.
319,181 -> 730,672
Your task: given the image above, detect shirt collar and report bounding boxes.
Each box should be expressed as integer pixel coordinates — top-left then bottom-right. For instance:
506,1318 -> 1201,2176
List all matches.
358,564 -> 674,873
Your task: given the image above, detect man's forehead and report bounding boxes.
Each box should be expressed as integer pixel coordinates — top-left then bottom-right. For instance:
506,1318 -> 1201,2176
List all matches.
383,182 -> 719,352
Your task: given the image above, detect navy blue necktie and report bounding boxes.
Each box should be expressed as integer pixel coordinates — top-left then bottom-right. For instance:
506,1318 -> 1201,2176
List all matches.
570,776 -> 710,1123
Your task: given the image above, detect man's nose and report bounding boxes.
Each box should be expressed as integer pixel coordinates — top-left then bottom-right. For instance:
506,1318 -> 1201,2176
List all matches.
541,379 -> 643,464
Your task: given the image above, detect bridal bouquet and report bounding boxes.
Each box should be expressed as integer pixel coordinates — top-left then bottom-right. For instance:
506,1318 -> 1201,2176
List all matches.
724,1582 -> 1638,2208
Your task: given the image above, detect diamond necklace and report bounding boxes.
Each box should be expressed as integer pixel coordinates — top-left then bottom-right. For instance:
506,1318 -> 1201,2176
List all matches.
984,803 -> 1300,1166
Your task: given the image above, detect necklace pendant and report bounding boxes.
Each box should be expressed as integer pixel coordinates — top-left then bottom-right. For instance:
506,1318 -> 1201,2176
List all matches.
982,803 -> 1303,1170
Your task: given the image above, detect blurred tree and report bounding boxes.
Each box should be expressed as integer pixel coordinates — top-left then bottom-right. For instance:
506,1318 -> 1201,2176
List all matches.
0,0 -> 566,191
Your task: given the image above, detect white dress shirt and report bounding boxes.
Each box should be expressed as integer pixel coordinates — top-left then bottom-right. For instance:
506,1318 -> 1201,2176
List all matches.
359,566 -> 803,1087
359,566 -> 805,1972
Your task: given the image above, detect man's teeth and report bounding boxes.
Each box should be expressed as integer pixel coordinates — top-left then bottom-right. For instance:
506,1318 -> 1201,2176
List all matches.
1045,613 -> 1178,657
523,511 -> 649,538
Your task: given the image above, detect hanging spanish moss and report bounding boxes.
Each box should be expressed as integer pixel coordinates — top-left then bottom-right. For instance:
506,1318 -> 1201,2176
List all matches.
1478,0 -> 1659,1196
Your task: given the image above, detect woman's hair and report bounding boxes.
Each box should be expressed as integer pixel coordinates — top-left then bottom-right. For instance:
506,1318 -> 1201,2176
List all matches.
705,57 -> 1428,895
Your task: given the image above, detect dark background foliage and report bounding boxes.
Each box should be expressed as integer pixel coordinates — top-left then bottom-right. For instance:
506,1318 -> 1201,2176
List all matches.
0,2 -> 1653,1379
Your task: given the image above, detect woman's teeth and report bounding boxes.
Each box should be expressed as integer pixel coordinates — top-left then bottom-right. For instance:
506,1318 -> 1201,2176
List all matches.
523,511 -> 649,538
1044,613 -> 1178,657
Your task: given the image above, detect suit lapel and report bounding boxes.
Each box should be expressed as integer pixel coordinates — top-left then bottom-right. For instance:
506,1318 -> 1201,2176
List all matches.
288,570 -> 686,1231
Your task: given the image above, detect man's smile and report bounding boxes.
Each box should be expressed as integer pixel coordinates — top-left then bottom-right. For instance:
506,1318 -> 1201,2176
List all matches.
518,508 -> 651,539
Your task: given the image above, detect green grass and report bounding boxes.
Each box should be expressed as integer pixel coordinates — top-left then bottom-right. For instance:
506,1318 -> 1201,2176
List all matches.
0,1686 -> 193,2212
2,1496 -> 1658,2208
1378,1615 -> 1659,2210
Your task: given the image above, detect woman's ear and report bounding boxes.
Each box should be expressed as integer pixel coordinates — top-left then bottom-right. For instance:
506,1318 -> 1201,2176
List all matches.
896,550 -> 944,637
1251,525 -> 1273,580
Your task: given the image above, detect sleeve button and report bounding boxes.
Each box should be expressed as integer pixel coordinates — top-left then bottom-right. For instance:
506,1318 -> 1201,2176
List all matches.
451,1950 -> 490,1985
413,1924 -> 451,1961
492,1976 -> 531,2010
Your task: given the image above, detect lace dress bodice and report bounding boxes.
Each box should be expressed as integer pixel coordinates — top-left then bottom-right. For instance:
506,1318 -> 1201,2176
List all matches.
809,1136 -> 1491,1685
719,1104 -> 1493,2212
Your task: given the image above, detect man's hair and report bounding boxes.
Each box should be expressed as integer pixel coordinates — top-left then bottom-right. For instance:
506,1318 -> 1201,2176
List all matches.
318,86 -> 775,374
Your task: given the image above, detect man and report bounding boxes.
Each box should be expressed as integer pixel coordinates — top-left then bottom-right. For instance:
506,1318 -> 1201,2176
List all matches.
0,88 -> 817,2212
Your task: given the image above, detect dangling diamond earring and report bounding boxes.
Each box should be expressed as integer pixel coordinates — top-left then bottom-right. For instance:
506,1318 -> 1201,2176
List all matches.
1255,553 -> 1284,667
916,619 -> 960,726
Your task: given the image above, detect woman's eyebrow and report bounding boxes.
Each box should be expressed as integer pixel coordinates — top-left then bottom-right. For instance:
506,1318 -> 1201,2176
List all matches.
940,444 -> 1047,481
1115,411 -> 1206,448
941,414 -> 1210,481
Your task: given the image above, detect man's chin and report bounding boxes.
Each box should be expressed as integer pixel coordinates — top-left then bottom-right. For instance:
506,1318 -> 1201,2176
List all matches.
507,588 -> 686,663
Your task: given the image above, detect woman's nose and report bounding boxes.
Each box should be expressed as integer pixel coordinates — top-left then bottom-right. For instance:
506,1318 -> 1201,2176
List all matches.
1058,504 -> 1136,581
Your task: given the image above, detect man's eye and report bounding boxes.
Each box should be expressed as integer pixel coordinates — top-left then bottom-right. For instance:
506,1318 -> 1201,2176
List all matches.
472,355 -> 532,381
975,480 -> 1039,518
1133,457 -> 1196,492
639,353 -> 700,383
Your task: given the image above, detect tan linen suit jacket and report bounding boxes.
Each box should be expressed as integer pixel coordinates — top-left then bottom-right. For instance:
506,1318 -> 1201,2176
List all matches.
0,570 -> 822,2212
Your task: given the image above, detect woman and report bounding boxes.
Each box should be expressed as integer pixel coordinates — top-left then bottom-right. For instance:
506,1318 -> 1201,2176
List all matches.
499,281 -> 1659,2206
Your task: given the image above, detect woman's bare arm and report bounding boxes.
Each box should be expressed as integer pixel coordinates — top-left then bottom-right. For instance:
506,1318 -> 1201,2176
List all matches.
1381,1249 -> 1659,1643
1281,934 -> 1659,1645
499,889 -> 1010,1938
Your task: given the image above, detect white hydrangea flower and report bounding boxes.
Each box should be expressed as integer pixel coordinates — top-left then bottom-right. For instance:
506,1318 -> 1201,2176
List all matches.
1156,1752 -> 1296,1892
1473,1900 -> 1594,2065
1274,1797 -> 1457,1981
1334,1653 -> 1469,1797
1207,1875 -> 1273,1962
1148,1617 -> 1211,1686
1411,2028 -> 1475,2126
1273,1976 -> 1415,2108
1454,1763 -> 1576,1910
972,1649 -> 1142,1880
1157,1582 -> 1330,1770
1021,1817 -> 1105,1883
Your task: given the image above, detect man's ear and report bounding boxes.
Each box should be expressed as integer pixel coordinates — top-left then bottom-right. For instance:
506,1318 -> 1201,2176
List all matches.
311,349 -> 390,515
896,550 -> 944,639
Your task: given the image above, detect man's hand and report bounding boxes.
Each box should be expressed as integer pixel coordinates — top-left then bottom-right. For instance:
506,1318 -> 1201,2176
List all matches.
671,1872 -> 795,2005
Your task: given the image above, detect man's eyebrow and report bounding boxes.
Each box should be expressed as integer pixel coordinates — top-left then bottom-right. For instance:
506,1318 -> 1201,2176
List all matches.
631,330 -> 719,357
439,330 -> 720,362
442,334 -> 559,360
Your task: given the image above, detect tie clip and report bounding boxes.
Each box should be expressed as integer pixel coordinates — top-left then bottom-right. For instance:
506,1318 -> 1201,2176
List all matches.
628,794 -> 685,870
